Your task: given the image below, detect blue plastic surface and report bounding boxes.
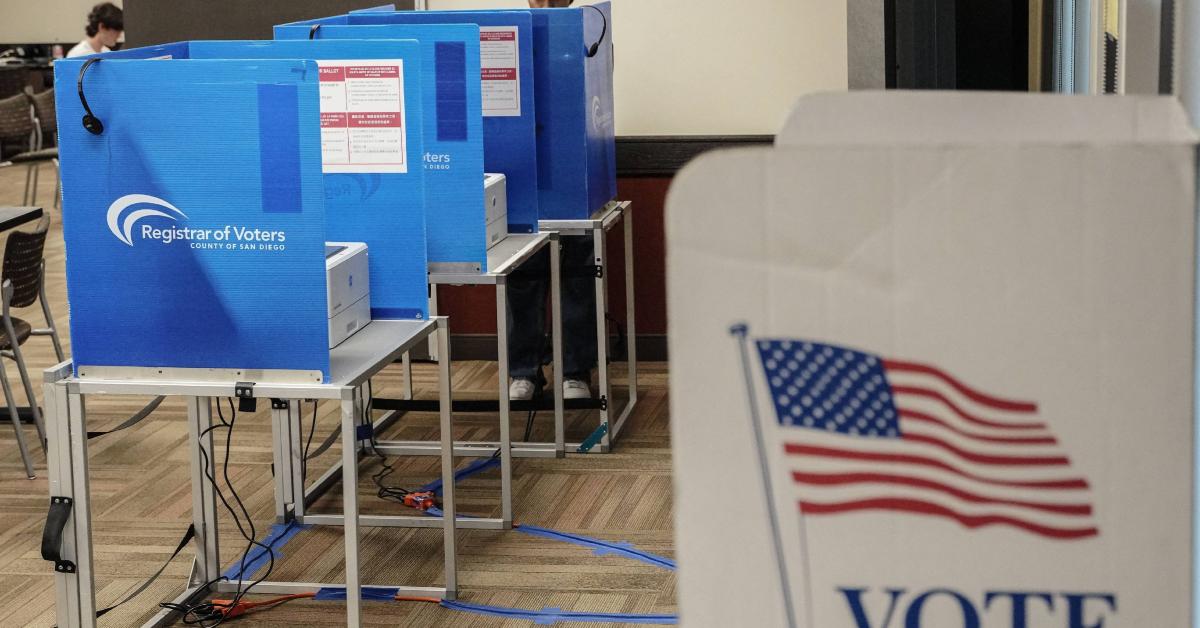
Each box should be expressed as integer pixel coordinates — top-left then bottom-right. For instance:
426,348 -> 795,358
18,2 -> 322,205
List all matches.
279,13 -> 541,232
272,27 -> 490,266
97,41 -> 431,318
55,57 -> 332,378
335,4 -> 616,220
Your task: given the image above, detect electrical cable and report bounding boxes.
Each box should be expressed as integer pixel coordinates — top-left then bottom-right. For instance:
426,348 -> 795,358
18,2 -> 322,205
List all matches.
583,5 -> 608,58
160,399 -> 279,627
77,57 -> 104,134
365,379 -> 416,505
301,399 -> 318,482
85,395 -> 166,440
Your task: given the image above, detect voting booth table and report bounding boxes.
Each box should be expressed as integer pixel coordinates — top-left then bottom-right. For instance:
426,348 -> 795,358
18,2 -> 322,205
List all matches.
43,45 -> 456,628
268,21 -> 554,530
279,4 -> 638,460
668,92 -> 1196,626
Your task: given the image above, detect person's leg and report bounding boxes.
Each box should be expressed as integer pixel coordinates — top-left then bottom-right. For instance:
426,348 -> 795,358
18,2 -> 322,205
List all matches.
561,235 -> 598,384
506,247 -> 549,385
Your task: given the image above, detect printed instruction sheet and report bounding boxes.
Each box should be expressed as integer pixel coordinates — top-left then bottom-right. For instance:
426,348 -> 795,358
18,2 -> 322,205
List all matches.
318,59 -> 408,173
480,27 -> 521,117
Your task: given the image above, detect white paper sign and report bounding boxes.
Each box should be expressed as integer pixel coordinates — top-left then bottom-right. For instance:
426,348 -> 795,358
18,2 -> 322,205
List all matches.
317,59 -> 408,173
480,26 -> 521,117
667,93 -> 1197,628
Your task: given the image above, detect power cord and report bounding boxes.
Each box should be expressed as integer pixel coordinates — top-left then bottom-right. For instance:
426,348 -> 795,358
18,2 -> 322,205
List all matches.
302,399 -> 318,483
160,399 -> 279,627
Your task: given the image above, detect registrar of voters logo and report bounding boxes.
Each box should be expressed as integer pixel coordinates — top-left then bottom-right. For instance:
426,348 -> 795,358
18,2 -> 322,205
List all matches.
106,194 -> 288,251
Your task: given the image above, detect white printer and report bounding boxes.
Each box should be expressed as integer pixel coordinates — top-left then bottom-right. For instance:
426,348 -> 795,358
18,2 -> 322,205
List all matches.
325,242 -> 371,348
485,173 -> 508,248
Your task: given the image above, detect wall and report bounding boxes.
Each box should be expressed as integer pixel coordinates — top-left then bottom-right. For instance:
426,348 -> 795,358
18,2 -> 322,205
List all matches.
122,0 -> 414,47
1123,0 -> 1165,94
420,1 -> 849,357
0,0 -> 121,44
427,0 -> 849,135
848,0 -> 886,88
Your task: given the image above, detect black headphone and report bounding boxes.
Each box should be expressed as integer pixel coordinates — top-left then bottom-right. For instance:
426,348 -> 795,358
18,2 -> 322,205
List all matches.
584,5 -> 607,58
78,57 -> 104,135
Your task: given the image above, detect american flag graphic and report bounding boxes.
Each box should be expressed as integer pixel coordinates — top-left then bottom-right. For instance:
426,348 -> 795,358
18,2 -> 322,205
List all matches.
754,339 -> 1098,540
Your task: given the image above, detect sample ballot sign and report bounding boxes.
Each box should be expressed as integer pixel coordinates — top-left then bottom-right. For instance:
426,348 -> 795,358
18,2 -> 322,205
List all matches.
318,59 -> 408,173
480,27 -> 520,117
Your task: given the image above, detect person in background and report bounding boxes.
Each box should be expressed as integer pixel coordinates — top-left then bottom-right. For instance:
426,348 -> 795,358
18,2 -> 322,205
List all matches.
67,3 -> 124,58
507,0 -> 596,402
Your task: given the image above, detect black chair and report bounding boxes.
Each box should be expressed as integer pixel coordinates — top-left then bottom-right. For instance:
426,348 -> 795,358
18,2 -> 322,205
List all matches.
1,215 -> 64,478
0,92 -> 55,205
23,87 -> 58,208
0,67 -> 26,100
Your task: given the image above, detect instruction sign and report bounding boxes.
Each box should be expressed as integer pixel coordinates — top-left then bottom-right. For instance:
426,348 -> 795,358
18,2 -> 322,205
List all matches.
318,59 -> 408,173
480,27 -> 520,117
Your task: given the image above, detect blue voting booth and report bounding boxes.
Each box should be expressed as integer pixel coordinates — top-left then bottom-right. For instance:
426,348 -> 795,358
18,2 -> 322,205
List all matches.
277,16 -> 539,234
271,26 -> 495,269
93,40 -> 431,319
284,2 -> 616,220
55,58 -> 332,378
55,43 -> 431,381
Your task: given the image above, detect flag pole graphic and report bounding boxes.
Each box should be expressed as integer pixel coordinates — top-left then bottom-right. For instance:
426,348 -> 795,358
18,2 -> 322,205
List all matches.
730,323 -> 812,628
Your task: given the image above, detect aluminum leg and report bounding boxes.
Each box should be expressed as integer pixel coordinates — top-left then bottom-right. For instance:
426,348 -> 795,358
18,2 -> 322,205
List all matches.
67,392 -> 97,626
401,352 -> 413,400
593,224 -> 612,451
0,354 -> 33,477
549,234 -> 566,455
290,401 -> 306,519
436,318 -> 458,598
186,397 -> 220,584
269,401 -> 291,522
340,393 -> 361,626
45,368 -> 82,628
617,204 -> 638,441
495,279 -> 514,526
427,284 -> 439,360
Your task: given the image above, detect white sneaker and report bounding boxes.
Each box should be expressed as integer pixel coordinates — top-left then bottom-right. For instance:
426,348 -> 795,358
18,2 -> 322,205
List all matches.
509,378 -> 538,401
563,379 -> 591,400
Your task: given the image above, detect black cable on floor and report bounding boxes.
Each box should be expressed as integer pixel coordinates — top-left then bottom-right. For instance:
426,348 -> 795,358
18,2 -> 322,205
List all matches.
161,399 -> 278,627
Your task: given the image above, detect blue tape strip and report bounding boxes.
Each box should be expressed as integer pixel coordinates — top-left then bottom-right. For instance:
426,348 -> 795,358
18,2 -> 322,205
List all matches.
257,83 -> 302,214
220,521 -> 310,582
514,525 -> 676,571
313,586 -> 401,601
419,456 -> 500,495
420,454 -> 674,571
435,41 -> 468,142
576,423 -> 609,453
440,600 -> 677,625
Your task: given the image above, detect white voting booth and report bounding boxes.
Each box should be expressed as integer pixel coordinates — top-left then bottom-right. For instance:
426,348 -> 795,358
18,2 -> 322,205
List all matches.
667,92 -> 1196,627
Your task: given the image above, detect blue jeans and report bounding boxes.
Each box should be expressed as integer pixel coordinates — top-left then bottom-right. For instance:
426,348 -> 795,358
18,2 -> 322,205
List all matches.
505,234 -> 597,382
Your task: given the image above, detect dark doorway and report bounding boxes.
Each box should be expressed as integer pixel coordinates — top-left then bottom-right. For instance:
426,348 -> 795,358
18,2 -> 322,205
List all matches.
887,0 -> 1030,90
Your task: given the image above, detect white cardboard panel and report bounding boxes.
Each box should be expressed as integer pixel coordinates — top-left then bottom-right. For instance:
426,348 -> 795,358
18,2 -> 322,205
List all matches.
668,94 -> 1196,627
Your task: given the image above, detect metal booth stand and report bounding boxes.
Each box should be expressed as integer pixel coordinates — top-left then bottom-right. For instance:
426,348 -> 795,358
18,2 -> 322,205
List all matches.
539,200 -> 639,454
42,319 -> 457,628
376,232 -> 565,530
